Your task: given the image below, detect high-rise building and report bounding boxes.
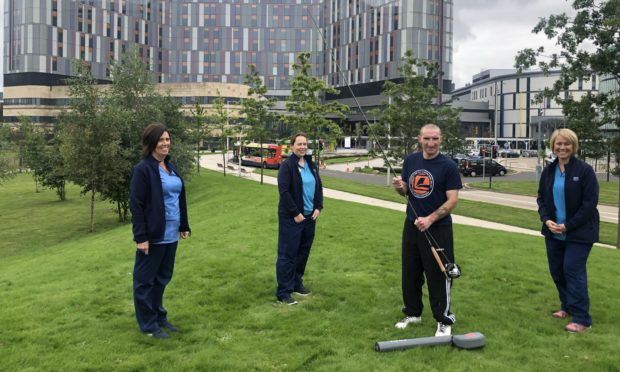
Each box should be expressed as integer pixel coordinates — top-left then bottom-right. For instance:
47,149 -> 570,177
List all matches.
3,0 -> 453,131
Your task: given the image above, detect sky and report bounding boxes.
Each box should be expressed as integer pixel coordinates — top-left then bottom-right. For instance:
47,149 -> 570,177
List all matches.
0,0 -> 3,91
0,0 -> 575,92
452,0 -> 574,89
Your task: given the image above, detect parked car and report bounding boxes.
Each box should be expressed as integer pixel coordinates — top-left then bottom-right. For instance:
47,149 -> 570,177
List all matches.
460,158 -> 507,177
520,149 -> 538,158
498,149 -> 520,158
468,148 -> 480,157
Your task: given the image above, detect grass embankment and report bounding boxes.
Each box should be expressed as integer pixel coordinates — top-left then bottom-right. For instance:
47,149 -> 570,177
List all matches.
468,180 -> 619,207
1,172 -> 619,370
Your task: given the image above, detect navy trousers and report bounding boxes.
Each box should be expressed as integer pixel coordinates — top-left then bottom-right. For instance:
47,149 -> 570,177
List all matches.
545,238 -> 592,326
401,220 -> 455,325
133,242 -> 178,333
276,215 -> 316,300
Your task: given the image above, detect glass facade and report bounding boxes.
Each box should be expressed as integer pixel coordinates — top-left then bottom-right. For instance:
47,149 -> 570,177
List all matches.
4,0 -> 322,90
3,0 -> 453,127
323,0 -> 453,88
4,0 -> 451,90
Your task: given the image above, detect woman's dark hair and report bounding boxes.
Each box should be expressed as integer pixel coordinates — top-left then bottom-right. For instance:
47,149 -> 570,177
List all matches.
291,132 -> 308,145
142,123 -> 169,158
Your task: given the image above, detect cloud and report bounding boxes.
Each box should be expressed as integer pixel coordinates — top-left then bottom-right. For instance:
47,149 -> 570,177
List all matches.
1,0 -> 4,90
452,0 -> 575,88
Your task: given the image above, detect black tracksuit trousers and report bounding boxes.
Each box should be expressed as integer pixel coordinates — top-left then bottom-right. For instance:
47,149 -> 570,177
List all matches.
401,219 -> 455,325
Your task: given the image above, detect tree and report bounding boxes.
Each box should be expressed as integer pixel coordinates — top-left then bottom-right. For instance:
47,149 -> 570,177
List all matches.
285,52 -> 348,167
0,125 -> 15,185
16,116 -> 38,186
13,116 -> 35,173
156,94 -> 194,178
515,0 -> 620,248
0,157 -> 13,184
562,93 -> 607,161
23,123 -> 67,200
370,50 -> 462,164
21,116 -> 46,192
59,61 -> 120,232
102,47 -> 161,222
190,102 -> 209,174
209,93 -> 235,176
96,48 -> 193,222
241,64 -> 278,184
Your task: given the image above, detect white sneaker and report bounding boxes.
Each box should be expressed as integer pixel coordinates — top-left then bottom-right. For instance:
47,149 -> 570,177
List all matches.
395,316 -> 422,329
435,322 -> 452,337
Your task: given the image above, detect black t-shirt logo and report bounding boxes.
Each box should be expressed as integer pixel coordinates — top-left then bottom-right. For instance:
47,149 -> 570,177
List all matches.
409,169 -> 434,198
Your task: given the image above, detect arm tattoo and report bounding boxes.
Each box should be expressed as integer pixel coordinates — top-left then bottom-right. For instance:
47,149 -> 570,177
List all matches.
434,206 -> 449,220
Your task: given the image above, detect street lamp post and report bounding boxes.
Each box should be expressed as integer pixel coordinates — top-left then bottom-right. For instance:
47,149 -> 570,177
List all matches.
494,81 -> 499,148
535,106 -> 543,182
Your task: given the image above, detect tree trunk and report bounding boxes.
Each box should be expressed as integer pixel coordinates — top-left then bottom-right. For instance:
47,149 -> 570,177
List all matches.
222,150 -> 226,176
90,188 -> 96,232
59,182 -> 66,201
196,145 -> 201,174
117,201 -> 122,222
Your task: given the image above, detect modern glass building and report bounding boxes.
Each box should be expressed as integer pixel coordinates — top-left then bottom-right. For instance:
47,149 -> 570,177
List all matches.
3,0 -> 453,130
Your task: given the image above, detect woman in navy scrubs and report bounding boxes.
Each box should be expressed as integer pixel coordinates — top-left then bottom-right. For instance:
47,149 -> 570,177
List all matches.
537,128 -> 599,333
130,123 -> 190,338
275,133 -> 323,305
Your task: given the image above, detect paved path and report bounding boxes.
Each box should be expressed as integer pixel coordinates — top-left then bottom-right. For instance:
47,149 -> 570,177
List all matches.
200,154 -> 615,249
459,189 -> 618,224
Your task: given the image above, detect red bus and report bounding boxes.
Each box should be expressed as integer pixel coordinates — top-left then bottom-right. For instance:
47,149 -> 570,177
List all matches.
240,143 -> 289,169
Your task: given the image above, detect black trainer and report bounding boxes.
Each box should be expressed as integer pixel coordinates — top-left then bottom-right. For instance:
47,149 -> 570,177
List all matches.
278,297 -> 298,305
159,319 -> 180,333
293,285 -> 312,296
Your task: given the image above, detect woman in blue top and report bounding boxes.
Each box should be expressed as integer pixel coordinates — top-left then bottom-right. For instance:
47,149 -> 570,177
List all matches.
537,128 -> 599,333
130,123 -> 191,339
276,133 -> 323,305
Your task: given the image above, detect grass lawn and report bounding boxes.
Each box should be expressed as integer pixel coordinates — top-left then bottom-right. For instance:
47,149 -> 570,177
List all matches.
323,155 -> 371,165
1,172 -> 619,370
467,180 -> 619,207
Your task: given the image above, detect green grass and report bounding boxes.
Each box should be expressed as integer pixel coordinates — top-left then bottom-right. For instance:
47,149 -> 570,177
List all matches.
323,155 -> 370,165
468,180 -> 619,207
1,172 -> 620,370
262,170 -> 618,246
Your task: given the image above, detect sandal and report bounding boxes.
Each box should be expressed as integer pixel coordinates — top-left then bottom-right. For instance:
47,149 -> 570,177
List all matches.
565,322 -> 591,333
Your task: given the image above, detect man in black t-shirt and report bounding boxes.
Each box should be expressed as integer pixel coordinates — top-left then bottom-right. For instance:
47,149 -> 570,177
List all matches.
391,124 -> 462,337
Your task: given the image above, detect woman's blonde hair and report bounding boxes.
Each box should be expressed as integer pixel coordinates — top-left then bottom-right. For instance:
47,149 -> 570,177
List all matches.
549,128 -> 579,155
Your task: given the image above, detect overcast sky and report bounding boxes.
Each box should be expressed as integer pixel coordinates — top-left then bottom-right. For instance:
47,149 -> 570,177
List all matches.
0,0 -> 575,92
452,0 -> 574,88
1,0 -> 4,90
